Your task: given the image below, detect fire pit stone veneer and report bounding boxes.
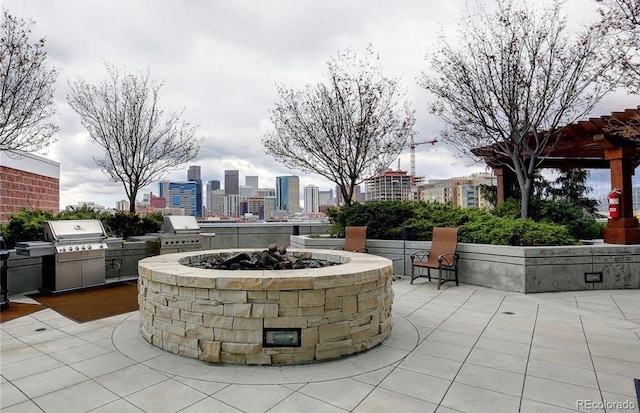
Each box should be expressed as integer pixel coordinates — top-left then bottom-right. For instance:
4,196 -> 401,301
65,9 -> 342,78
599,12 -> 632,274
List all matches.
137,249 -> 394,365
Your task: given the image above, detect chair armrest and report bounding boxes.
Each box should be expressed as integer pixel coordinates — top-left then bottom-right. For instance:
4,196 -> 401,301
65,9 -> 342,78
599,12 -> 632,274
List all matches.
410,249 -> 431,262
437,253 -> 458,267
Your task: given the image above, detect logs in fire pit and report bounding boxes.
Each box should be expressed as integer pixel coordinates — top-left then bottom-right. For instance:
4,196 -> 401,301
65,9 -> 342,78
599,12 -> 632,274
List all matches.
187,244 -> 340,270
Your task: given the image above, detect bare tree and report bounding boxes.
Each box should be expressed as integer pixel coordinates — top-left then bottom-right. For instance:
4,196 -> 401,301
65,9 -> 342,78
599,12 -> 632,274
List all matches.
420,0 -> 615,218
67,64 -> 202,213
0,9 -> 58,152
262,47 -> 416,206
595,0 -> 640,93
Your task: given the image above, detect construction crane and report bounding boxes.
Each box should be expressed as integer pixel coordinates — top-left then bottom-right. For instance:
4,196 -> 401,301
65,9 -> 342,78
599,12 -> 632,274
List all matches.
409,137 -> 437,199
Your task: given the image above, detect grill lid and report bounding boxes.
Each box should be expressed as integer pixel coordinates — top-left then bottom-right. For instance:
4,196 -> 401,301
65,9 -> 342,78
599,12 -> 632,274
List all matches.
163,216 -> 200,235
44,220 -> 108,243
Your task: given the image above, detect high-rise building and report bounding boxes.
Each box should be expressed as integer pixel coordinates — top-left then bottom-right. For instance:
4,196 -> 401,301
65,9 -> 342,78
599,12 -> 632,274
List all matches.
224,194 -> 241,217
206,189 -> 225,216
187,165 -> 201,181
225,170 -> 239,195
264,196 -> 277,219
276,176 -> 300,213
246,197 -> 266,219
318,189 -> 333,207
256,188 -> 276,198
304,185 -> 320,213
239,185 -> 254,198
187,165 -> 203,217
336,184 -> 363,205
246,176 -> 259,191
364,170 -> 411,202
208,180 -> 221,191
159,181 -> 197,216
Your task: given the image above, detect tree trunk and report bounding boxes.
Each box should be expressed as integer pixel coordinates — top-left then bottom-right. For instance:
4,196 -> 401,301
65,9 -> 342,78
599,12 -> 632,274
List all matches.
520,177 -> 534,219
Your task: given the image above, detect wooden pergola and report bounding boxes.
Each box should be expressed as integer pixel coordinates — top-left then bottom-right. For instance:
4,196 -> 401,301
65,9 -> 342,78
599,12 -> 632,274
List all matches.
472,107 -> 640,244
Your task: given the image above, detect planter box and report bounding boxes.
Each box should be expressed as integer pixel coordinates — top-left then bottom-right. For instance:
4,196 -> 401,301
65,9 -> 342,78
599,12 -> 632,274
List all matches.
291,236 -> 640,293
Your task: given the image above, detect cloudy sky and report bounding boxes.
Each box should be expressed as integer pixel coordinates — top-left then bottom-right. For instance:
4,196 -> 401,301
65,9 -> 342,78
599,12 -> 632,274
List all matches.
4,0 -> 638,209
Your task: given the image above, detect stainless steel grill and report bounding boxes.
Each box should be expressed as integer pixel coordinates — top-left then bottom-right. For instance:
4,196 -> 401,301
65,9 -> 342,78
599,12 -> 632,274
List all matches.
129,216 -> 212,255
16,220 -> 108,292
159,215 -> 204,254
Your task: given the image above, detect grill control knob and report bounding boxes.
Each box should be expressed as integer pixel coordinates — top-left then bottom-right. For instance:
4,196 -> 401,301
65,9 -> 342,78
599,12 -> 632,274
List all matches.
99,244 -> 104,248
87,245 -> 92,249
75,246 -> 80,251
81,246 -> 86,250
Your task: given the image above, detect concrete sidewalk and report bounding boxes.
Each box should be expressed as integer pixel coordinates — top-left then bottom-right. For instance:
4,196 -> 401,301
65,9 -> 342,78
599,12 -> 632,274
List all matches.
2,278 -> 639,412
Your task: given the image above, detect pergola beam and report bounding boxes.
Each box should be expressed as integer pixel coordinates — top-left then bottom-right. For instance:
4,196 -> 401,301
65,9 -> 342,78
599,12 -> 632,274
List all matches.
473,106 -> 640,244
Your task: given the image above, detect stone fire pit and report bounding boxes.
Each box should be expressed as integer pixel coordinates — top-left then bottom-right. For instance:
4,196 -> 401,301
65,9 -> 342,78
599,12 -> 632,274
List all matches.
138,249 -> 394,365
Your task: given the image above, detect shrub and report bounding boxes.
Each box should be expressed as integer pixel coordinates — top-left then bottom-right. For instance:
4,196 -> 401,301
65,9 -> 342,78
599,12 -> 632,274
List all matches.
2,208 -> 164,248
101,211 -> 162,240
529,198 -> 603,240
458,216 -> 575,245
3,209 -> 56,249
327,200 -> 592,245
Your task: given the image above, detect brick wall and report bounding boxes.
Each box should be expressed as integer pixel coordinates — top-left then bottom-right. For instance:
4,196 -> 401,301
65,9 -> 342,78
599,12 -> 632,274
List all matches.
0,165 -> 59,221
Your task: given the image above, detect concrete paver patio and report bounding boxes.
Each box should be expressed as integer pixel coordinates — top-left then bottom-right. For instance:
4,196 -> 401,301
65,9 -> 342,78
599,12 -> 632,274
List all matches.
2,278 -> 639,412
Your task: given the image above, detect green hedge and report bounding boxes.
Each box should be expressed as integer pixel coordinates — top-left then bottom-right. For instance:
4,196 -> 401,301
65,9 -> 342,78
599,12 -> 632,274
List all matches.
0,208 -> 163,249
326,200 -> 602,246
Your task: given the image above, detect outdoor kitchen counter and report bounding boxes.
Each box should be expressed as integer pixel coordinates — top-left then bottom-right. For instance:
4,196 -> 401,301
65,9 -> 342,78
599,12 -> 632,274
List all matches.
138,249 -> 394,365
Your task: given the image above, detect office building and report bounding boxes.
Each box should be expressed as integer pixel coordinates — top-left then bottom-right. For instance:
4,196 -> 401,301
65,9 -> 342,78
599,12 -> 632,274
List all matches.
187,165 -> 201,181
159,181 -> 198,216
187,165 -> 203,217
264,196 -> 277,219
225,170 -> 239,195
246,176 -> 259,191
246,197 -> 266,219
239,185 -> 254,198
276,176 -> 300,213
256,188 -> 276,198
207,189 -> 225,217
208,180 -> 220,191
319,189 -> 333,207
304,185 -> 320,213
224,194 -> 241,217
336,184 -> 364,205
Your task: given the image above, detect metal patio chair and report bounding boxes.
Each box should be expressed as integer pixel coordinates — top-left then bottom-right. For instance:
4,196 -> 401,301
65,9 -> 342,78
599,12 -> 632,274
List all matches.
342,226 -> 368,253
410,227 -> 459,289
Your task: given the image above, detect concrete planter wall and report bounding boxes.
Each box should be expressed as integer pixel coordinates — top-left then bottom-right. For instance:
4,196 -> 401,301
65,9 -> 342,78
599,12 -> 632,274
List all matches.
201,222 -> 328,250
7,220 -> 639,295
290,236 -> 640,293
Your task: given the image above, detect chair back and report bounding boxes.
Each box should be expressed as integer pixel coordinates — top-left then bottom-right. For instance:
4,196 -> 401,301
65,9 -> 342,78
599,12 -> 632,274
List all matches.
343,226 -> 367,252
426,227 -> 458,266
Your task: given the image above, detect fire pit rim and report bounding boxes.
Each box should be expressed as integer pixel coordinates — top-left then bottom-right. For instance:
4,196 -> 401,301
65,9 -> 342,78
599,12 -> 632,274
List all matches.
138,248 -> 393,290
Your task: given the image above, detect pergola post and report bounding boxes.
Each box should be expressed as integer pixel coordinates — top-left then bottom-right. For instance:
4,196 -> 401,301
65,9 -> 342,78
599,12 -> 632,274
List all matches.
603,147 -> 640,244
493,166 -> 517,206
